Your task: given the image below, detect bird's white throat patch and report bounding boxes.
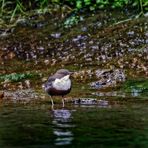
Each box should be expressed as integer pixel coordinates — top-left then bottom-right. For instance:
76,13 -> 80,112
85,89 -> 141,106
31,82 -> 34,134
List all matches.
52,75 -> 71,90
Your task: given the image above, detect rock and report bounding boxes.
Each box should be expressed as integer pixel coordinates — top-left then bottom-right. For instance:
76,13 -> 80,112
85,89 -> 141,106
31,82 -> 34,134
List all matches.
73,98 -> 97,105
3,89 -> 39,102
90,69 -> 126,89
50,33 -> 61,39
73,98 -> 109,107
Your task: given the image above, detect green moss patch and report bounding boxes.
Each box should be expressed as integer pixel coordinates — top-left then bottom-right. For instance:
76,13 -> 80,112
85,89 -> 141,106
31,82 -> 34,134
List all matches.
122,79 -> 148,93
0,73 -> 38,82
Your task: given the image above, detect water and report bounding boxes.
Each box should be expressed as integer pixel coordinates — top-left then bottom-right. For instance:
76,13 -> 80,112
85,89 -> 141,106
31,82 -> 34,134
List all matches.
0,100 -> 148,148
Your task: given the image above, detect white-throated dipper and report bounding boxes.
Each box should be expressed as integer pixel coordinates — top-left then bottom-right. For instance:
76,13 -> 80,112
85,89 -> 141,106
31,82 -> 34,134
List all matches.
42,69 -> 73,108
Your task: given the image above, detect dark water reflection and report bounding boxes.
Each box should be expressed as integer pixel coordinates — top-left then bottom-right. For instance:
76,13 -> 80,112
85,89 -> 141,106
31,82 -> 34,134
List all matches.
0,101 -> 148,148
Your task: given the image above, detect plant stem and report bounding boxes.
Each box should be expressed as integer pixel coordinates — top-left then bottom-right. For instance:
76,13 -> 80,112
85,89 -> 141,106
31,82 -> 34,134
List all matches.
139,0 -> 144,15
1,0 -> 5,14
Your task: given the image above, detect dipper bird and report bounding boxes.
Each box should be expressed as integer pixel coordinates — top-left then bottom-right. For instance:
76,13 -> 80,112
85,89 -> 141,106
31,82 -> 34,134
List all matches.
42,69 -> 73,107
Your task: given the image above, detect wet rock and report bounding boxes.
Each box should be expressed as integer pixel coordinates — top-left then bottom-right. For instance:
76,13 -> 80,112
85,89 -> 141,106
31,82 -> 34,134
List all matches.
90,69 -> 126,89
3,89 -> 39,102
74,98 -> 97,104
73,98 -> 109,106
72,35 -> 87,42
50,33 -> 61,39
127,31 -> 135,36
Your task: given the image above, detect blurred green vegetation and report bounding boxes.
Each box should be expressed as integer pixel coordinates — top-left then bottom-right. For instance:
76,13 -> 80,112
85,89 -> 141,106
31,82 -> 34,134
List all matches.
0,0 -> 147,22
0,73 -> 38,82
122,79 -> 148,93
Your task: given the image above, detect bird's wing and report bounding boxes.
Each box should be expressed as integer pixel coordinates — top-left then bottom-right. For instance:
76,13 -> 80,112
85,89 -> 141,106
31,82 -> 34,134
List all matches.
46,76 -> 56,86
48,76 -> 56,82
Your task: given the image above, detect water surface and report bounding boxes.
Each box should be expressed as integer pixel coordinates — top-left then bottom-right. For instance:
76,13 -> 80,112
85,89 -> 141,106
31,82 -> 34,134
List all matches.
0,98 -> 148,148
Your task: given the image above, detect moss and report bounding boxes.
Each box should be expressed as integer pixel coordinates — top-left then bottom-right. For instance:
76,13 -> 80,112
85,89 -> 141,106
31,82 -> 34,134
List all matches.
122,78 -> 148,93
0,72 -> 38,82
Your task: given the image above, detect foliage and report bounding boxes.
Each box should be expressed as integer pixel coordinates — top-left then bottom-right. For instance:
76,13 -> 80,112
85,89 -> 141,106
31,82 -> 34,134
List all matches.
0,0 -> 147,22
64,15 -> 82,28
0,73 -> 37,82
64,0 -> 147,11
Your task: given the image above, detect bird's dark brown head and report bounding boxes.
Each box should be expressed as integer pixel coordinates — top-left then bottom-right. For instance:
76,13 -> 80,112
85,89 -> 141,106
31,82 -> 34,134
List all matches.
55,69 -> 73,76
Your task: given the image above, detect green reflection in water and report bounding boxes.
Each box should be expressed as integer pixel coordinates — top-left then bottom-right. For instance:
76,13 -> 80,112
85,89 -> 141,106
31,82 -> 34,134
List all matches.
0,102 -> 148,148
72,105 -> 148,147
0,104 -> 54,148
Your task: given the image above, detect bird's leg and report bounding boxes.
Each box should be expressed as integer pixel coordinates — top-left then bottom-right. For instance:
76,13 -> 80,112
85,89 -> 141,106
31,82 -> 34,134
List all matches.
62,96 -> 65,108
50,96 -> 54,109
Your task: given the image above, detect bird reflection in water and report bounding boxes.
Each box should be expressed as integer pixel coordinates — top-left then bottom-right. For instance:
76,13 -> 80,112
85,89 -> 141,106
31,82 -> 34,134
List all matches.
51,108 -> 75,146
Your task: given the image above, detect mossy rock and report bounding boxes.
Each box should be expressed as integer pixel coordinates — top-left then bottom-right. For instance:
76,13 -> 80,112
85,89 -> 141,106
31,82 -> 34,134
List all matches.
122,79 -> 148,93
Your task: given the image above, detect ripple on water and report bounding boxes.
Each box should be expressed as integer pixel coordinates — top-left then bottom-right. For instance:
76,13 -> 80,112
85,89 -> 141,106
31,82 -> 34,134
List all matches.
52,109 -> 75,146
